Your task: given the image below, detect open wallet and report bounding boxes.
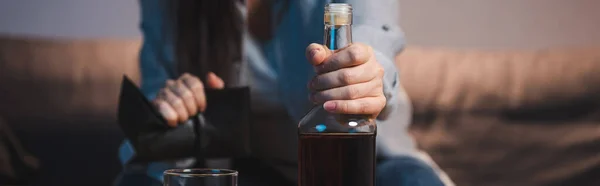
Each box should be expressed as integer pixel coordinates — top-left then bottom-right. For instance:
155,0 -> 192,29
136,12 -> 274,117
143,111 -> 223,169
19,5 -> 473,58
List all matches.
117,76 -> 252,163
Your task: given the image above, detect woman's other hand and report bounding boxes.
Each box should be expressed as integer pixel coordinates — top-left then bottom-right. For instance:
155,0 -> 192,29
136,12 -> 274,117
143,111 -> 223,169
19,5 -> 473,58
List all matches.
153,72 -> 225,127
306,43 -> 386,117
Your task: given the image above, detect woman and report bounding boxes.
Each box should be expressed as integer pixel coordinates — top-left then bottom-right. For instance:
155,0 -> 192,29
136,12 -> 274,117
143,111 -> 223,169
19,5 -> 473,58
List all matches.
116,0 -> 445,185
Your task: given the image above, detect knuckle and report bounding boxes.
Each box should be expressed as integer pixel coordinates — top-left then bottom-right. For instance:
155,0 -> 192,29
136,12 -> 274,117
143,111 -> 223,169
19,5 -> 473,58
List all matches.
188,79 -> 204,91
310,76 -> 319,88
170,97 -> 184,107
182,73 -> 202,83
180,73 -> 192,79
315,91 -> 329,102
152,99 -> 163,108
191,75 -> 202,83
377,72 -> 385,79
376,66 -> 385,76
157,88 -> 170,99
380,96 -> 388,106
376,85 -> 384,95
347,86 -> 361,99
340,69 -> 355,83
347,45 -> 363,62
375,79 -> 384,89
165,80 -> 176,86
180,88 -> 193,100
369,84 -> 382,97
312,92 -> 323,102
175,81 -> 191,95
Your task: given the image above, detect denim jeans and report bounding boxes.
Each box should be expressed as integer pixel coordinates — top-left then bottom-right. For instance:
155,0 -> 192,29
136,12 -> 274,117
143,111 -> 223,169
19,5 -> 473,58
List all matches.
115,156 -> 444,186
376,156 -> 445,186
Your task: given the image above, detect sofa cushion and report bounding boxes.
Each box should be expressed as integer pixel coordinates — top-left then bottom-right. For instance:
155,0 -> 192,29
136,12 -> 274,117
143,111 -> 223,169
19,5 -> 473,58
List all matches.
397,46 -> 600,186
0,35 -> 141,185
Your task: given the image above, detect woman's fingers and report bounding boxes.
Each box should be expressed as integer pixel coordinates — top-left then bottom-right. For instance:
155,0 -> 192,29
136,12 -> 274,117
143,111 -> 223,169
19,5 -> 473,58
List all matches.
323,97 -> 387,115
167,79 -> 198,116
308,43 -> 372,74
154,72 -> 225,127
309,61 -> 380,91
153,100 -> 178,127
180,73 -> 207,112
206,72 -> 225,89
157,86 -> 189,124
306,42 -> 387,116
310,80 -> 382,103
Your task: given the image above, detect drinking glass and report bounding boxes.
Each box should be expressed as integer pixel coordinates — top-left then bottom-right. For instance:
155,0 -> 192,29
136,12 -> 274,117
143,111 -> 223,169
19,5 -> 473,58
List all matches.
163,169 -> 238,186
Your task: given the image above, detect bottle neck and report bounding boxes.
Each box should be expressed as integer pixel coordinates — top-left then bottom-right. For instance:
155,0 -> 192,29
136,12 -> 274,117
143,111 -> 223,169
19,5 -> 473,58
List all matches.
323,3 -> 352,50
324,24 -> 352,50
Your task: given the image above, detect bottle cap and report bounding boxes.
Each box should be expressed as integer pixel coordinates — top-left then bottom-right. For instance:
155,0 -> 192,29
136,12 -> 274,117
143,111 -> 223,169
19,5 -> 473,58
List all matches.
324,3 -> 352,25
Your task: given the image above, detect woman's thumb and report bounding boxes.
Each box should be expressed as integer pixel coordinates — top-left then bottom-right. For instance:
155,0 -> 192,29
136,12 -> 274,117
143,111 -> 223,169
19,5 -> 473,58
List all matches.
206,72 -> 225,89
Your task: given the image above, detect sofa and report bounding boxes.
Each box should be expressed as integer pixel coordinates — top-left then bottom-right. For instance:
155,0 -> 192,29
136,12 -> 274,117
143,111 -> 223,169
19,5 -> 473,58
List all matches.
398,47 -> 600,186
0,35 -> 140,186
1,35 -> 599,185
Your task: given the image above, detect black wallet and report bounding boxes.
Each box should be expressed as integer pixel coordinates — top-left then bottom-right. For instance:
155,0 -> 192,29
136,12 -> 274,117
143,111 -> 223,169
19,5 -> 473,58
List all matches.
117,76 -> 252,163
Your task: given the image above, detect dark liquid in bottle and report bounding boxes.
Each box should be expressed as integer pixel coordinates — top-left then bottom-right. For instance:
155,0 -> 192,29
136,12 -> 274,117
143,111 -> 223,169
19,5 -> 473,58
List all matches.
299,133 -> 375,186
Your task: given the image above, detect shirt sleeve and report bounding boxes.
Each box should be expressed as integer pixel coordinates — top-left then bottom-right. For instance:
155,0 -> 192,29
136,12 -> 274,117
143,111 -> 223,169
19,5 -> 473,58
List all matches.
138,0 -> 174,100
335,0 -> 417,157
117,0 -> 195,183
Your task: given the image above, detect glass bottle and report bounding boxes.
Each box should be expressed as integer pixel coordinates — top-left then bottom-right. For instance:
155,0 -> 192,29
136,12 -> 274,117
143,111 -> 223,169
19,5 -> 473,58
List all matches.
298,3 -> 376,186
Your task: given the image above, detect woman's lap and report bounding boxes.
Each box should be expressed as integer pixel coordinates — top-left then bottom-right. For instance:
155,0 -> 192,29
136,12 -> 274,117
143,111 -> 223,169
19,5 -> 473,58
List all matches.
377,156 -> 445,186
235,156 -> 445,186
115,156 -> 444,186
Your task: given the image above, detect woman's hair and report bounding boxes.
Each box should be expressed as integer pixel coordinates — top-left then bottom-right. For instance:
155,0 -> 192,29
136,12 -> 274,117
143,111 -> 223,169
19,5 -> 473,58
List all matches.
164,0 -> 289,85
166,0 -> 243,85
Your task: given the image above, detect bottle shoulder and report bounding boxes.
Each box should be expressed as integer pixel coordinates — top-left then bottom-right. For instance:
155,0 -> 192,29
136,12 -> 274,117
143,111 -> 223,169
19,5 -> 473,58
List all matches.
298,105 -> 376,134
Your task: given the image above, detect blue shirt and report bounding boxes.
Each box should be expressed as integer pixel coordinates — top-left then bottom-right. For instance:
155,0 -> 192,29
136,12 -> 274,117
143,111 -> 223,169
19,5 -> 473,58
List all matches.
120,0 -> 416,183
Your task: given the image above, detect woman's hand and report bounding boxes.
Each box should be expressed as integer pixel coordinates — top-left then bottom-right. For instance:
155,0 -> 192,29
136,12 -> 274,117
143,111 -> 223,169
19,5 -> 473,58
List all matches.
306,43 -> 386,117
153,72 -> 225,127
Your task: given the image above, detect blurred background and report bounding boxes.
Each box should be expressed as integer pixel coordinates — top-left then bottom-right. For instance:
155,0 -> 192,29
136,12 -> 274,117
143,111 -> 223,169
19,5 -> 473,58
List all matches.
400,0 -> 600,49
0,0 -> 599,185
